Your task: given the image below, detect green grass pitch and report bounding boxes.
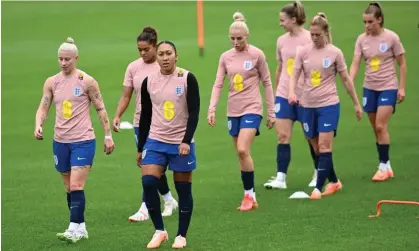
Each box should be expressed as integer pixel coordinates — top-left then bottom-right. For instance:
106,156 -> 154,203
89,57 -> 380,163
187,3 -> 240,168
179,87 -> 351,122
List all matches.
2,1 -> 419,250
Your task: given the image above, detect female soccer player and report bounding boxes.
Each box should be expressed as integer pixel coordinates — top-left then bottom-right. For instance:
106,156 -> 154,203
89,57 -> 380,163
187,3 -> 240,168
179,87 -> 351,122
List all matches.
289,13 -> 363,199
136,41 -> 200,249
208,12 -> 276,211
349,2 -> 406,182
112,27 -> 178,222
263,1 -> 318,190
34,37 -> 115,243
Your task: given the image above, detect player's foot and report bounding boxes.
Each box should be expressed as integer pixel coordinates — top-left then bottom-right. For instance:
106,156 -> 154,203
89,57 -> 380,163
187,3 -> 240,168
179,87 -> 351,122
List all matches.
372,169 -> 390,182
172,235 -> 187,249
162,198 -> 178,217
263,178 -> 287,189
66,229 -> 89,244
56,229 -> 74,241
322,180 -> 342,196
147,230 -> 168,249
237,194 -> 258,211
129,202 -> 149,222
387,162 -> 394,178
310,189 -> 322,200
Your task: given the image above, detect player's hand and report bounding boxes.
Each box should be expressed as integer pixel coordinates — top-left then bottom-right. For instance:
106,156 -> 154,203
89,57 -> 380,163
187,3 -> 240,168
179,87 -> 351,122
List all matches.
136,152 -> 142,167
288,91 -> 297,105
104,137 -> 115,155
397,88 -> 405,104
112,117 -> 120,132
355,104 -> 363,121
207,112 -> 216,127
266,116 -> 275,129
34,126 -> 43,140
178,143 -> 190,156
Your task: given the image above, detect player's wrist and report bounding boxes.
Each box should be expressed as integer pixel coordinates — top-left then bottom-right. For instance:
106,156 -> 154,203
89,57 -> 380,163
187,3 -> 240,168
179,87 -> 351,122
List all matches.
105,135 -> 112,140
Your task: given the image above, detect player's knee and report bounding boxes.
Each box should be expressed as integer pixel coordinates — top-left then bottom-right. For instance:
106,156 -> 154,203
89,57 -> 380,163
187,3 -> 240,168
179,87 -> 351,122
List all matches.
142,175 -> 160,188
318,140 -> 332,153
69,183 -> 84,191
277,130 -> 291,144
375,122 -> 387,135
236,146 -> 250,159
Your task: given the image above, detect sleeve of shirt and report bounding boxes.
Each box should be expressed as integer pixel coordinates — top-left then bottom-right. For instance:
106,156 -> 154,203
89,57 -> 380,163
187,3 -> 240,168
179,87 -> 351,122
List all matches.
182,72 -> 201,144
137,77 -> 152,152
123,63 -> 134,88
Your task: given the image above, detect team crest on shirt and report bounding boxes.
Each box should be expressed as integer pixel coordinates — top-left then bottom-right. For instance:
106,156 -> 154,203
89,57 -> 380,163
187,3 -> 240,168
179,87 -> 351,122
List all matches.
73,86 -> 83,97
243,60 -> 252,70
379,43 -> 388,53
175,85 -> 184,96
322,57 -> 332,68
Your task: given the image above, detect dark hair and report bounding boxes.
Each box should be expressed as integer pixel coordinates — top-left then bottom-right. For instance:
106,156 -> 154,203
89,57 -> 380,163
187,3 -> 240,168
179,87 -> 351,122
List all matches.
281,1 -> 306,26
157,40 -> 177,54
137,26 -> 158,46
365,2 -> 384,27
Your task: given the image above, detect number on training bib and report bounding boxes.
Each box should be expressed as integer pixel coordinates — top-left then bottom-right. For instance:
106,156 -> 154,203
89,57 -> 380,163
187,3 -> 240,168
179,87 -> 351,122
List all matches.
286,58 -> 295,76
62,100 -> 73,119
163,100 -> 175,121
311,70 -> 321,87
233,73 -> 244,92
370,56 -> 381,72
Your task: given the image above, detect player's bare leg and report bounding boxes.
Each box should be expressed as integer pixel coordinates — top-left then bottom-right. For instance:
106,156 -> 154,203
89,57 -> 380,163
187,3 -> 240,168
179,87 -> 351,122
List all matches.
234,129 -> 258,211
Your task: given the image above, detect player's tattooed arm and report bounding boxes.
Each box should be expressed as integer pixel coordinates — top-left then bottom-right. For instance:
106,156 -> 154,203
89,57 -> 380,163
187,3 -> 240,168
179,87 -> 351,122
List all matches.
35,78 -> 53,127
87,79 -> 112,137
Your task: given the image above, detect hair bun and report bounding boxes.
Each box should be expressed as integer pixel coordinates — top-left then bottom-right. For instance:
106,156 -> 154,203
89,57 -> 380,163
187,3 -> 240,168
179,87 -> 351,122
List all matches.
66,37 -> 75,44
233,11 -> 245,22
142,26 -> 157,35
316,12 -> 327,19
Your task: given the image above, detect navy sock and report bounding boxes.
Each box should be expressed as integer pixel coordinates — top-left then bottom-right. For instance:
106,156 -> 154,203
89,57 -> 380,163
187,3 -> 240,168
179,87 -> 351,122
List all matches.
157,173 -> 170,195
375,142 -> 380,162
276,144 -> 291,174
377,144 -> 390,163
70,190 -> 85,223
66,192 -> 71,210
175,182 -> 193,237
309,143 -> 317,170
142,175 -> 164,230
327,153 -> 338,183
316,152 -> 333,191
241,171 -> 254,191
142,190 -> 146,203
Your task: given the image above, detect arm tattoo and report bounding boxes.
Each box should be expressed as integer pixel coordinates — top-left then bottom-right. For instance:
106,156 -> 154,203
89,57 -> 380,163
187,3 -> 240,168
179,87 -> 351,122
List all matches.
42,96 -> 50,108
40,114 -> 46,126
96,107 -> 104,112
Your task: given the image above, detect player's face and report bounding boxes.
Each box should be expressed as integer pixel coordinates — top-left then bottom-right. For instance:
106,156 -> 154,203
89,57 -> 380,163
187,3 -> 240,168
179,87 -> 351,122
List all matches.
137,41 -> 156,63
363,13 -> 381,34
157,44 -> 177,73
229,28 -> 248,51
279,12 -> 294,31
58,50 -> 78,74
310,25 -> 326,48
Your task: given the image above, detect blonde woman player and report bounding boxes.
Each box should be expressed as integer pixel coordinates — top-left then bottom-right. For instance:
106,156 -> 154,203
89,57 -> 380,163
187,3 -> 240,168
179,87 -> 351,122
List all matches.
34,37 -> 115,243
112,26 -> 178,222
208,12 -> 276,211
263,1 -> 318,190
349,2 -> 406,182
289,13 -> 363,199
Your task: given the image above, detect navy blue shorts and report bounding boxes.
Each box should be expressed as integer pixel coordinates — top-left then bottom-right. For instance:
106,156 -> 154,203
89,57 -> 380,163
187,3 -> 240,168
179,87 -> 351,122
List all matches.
141,138 -> 196,172
363,88 -> 397,113
53,139 -> 96,173
227,113 -> 262,137
275,96 -> 304,122
302,104 -> 340,139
